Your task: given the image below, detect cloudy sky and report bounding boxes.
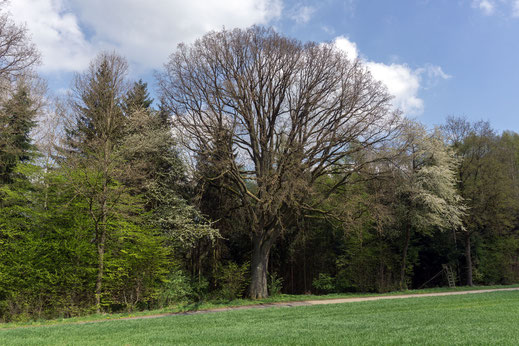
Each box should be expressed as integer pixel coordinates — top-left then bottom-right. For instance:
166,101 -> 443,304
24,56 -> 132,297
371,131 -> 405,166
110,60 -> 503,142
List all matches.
5,0 -> 519,131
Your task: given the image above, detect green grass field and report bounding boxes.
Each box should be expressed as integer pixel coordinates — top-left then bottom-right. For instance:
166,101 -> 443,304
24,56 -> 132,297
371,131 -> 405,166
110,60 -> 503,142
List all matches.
1,284 -> 517,329
2,290 -> 519,345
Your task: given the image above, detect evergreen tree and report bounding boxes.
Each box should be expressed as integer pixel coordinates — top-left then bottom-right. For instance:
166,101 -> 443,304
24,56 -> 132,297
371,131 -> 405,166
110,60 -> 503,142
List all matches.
0,83 -> 37,184
122,79 -> 153,115
121,83 -> 219,269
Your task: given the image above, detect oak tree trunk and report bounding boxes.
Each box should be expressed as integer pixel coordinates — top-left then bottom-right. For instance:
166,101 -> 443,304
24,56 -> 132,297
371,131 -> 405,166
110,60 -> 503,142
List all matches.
250,234 -> 272,299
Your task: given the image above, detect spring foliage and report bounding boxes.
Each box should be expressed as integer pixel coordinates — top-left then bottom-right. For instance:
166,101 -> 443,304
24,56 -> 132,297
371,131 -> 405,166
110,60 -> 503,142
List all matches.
0,24 -> 518,321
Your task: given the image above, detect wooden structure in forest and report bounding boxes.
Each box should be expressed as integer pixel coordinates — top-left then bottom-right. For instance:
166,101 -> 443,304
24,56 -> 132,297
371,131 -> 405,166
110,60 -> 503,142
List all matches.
419,264 -> 456,289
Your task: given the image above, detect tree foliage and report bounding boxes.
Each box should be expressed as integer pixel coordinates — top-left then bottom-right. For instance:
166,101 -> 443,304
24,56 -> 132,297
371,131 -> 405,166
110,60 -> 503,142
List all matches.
0,26 -> 518,321
0,81 -> 38,184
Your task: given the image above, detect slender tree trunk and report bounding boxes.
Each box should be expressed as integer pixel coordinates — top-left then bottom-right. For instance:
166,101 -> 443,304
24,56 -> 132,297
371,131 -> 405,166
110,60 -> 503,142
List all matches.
400,225 -> 411,290
250,233 -> 273,299
303,232 -> 307,293
95,222 -> 106,313
465,232 -> 473,286
290,259 -> 294,294
95,187 -> 107,313
198,241 -> 202,284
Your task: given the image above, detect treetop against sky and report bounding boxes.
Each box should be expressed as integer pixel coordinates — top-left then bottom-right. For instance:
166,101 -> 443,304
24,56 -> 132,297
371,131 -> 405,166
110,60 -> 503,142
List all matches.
5,0 -> 519,132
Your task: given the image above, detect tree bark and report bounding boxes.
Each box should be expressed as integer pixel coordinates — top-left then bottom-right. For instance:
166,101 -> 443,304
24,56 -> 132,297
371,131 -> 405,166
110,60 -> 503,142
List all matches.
95,190 -> 108,314
250,233 -> 273,299
95,224 -> 106,313
400,225 -> 411,290
465,232 -> 473,286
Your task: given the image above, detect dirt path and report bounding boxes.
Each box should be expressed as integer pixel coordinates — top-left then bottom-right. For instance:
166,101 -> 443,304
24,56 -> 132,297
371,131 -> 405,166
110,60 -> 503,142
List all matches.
88,287 -> 519,321
5,287 -> 519,328
304,287 -> 519,305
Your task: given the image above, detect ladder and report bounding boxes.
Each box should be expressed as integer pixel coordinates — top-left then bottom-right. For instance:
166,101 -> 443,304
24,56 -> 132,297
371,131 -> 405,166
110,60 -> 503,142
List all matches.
442,264 -> 456,288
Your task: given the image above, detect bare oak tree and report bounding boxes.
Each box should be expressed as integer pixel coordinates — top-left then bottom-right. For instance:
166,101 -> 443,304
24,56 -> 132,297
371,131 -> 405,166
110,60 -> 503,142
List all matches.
0,5 -> 40,185
159,27 -> 402,298
0,7 -> 40,86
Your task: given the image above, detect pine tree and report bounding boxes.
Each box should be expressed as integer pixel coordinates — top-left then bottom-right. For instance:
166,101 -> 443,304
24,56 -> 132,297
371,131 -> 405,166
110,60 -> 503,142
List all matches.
120,84 -> 219,254
122,79 -> 153,115
0,83 -> 37,184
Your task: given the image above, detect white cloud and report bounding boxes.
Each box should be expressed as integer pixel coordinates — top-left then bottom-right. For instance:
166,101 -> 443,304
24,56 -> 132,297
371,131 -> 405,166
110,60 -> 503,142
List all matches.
416,64 -> 452,90
366,62 -> 424,115
289,5 -> 315,24
333,36 -> 358,60
334,37 -> 450,116
513,0 -> 519,16
473,0 -> 495,15
7,0 -> 283,73
419,65 -> 451,80
7,0 -> 94,73
471,0 -> 519,17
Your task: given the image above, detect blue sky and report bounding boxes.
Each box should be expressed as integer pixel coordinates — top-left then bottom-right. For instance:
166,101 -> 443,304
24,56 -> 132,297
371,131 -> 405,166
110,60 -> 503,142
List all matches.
6,0 -> 519,132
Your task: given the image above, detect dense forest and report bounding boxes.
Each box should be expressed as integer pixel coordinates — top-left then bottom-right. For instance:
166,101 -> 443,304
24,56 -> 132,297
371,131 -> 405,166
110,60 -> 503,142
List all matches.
1,14 -> 518,322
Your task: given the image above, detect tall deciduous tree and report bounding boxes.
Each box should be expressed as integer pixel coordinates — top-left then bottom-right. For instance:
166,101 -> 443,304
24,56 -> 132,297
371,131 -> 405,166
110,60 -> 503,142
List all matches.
393,122 -> 466,289
63,52 -> 130,312
442,117 -> 518,286
158,26 -> 402,298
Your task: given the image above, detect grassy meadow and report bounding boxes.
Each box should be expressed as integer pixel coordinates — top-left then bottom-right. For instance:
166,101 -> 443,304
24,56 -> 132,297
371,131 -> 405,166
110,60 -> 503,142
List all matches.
1,289 -> 519,345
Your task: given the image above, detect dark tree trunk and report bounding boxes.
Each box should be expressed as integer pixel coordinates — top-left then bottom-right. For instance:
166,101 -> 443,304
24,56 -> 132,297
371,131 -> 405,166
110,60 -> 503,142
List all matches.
303,233 -> 307,293
95,225 -> 106,313
95,194 -> 107,314
400,225 -> 411,290
465,232 -> 473,286
250,233 -> 273,299
290,259 -> 294,294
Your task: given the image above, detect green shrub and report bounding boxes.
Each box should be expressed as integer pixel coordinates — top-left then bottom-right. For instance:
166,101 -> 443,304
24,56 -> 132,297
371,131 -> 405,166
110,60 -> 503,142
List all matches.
214,262 -> 249,300
159,269 -> 193,307
268,272 -> 283,296
190,276 -> 209,302
312,273 -> 336,294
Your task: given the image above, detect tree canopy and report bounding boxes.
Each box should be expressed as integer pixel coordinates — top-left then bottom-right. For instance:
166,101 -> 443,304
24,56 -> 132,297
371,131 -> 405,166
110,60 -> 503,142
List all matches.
0,24 -> 518,321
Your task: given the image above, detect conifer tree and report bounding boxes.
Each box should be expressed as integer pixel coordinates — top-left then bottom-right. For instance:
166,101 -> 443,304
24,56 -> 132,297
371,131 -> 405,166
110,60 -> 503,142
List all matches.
121,83 -> 219,255
122,79 -> 153,115
0,82 -> 37,184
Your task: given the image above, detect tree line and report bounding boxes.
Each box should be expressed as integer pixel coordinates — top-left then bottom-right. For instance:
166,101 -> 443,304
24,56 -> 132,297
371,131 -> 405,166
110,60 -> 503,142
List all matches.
0,19 -> 518,321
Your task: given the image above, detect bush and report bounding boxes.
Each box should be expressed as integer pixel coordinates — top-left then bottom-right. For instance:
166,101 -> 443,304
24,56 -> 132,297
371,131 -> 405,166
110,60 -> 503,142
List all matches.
312,273 -> 336,294
268,272 -> 283,296
190,276 -> 209,302
335,244 -> 402,293
214,262 -> 249,300
159,269 -> 193,307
